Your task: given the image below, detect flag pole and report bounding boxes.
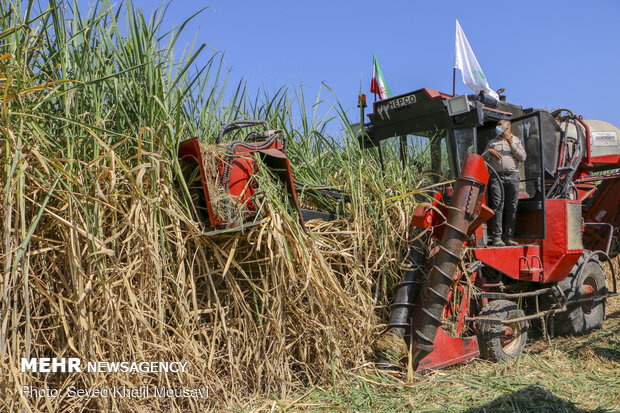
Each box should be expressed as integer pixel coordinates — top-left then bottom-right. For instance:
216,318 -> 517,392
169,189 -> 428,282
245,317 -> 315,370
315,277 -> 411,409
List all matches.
452,67 -> 456,96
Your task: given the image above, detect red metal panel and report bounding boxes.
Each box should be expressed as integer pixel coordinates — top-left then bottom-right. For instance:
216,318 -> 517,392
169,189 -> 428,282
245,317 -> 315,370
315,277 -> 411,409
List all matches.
178,137 -> 200,161
482,106 -> 513,116
422,88 -> 453,100
228,155 -> 258,212
411,191 -> 444,230
460,153 -> 490,185
473,199 -> 583,283
178,136 -> 294,229
477,200 -> 582,282
415,327 -> 479,371
224,141 -> 290,225
178,137 -> 220,226
472,244 -> 542,281
468,203 -> 494,236
589,154 -> 620,167
539,199 -> 582,282
515,199 -> 581,282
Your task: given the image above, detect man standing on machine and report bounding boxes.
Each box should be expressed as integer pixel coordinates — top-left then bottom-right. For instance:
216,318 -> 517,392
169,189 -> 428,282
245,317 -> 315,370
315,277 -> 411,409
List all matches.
483,119 -> 527,246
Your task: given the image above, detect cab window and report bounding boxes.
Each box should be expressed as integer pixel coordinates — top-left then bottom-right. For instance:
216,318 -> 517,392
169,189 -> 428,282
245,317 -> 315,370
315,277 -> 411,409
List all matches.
404,132 -> 454,182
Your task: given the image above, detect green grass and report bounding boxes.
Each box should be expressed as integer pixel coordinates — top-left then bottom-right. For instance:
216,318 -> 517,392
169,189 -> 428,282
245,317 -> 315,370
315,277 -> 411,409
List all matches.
274,299 -> 620,413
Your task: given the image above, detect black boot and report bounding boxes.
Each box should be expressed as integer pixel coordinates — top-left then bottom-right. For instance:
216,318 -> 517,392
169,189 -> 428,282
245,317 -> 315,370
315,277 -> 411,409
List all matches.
503,237 -> 518,246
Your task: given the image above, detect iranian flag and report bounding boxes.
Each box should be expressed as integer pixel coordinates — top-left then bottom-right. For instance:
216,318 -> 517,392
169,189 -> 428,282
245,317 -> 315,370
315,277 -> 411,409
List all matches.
371,54 -> 392,100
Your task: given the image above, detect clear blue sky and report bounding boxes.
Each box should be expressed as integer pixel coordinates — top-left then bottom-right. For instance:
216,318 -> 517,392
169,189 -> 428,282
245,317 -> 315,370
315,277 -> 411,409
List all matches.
113,1 -> 620,127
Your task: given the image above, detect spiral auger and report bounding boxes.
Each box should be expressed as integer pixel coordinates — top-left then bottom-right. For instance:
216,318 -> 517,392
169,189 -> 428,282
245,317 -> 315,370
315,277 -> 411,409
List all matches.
375,236 -> 428,368
410,154 -> 489,366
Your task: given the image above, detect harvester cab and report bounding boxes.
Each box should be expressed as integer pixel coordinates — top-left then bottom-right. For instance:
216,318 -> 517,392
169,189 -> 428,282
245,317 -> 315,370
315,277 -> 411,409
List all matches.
359,89 -> 556,242
363,88 -> 619,371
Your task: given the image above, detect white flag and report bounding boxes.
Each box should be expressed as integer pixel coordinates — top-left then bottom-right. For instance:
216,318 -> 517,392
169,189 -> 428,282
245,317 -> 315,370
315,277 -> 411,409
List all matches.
454,20 -> 499,100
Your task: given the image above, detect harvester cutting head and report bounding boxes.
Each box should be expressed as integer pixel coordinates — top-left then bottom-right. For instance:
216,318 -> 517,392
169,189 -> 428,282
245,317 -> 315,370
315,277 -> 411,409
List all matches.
178,120 -> 303,231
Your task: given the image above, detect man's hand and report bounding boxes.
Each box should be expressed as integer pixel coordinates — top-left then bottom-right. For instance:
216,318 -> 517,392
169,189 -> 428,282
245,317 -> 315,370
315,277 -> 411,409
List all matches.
488,148 -> 502,159
502,133 -> 513,145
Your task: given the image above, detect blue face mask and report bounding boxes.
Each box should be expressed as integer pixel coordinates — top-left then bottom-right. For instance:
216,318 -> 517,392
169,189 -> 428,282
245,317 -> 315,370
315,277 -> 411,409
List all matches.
496,125 -> 504,136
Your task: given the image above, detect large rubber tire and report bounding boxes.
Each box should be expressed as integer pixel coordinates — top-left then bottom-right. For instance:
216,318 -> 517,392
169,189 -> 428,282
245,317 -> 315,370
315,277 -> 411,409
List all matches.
554,257 -> 607,335
477,300 -> 528,362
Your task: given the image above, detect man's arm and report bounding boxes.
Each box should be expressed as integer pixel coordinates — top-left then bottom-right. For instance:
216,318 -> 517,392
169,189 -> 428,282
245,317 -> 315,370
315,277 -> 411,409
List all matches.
483,139 -> 502,161
509,135 -> 526,162
482,149 -> 490,161
481,139 -> 490,160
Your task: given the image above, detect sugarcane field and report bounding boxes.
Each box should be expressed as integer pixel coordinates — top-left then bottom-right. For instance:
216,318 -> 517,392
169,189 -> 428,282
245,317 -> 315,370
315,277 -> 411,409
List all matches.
1,1 -> 619,412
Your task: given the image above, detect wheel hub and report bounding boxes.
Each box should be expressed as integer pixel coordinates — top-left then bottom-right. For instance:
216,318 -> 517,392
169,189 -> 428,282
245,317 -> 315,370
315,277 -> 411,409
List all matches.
500,324 -> 521,353
580,275 -> 599,314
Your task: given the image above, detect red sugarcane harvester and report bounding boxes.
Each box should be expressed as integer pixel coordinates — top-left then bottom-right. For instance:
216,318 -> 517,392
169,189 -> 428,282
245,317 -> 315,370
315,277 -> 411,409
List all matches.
364,88 -> 619,369
178,88 -> 619,371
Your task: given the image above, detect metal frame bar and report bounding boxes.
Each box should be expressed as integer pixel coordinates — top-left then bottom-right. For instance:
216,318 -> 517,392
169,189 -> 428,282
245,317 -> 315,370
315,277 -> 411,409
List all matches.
583,223 -> 614,255
466,293 -> 611,325
473,287 -> 555,300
